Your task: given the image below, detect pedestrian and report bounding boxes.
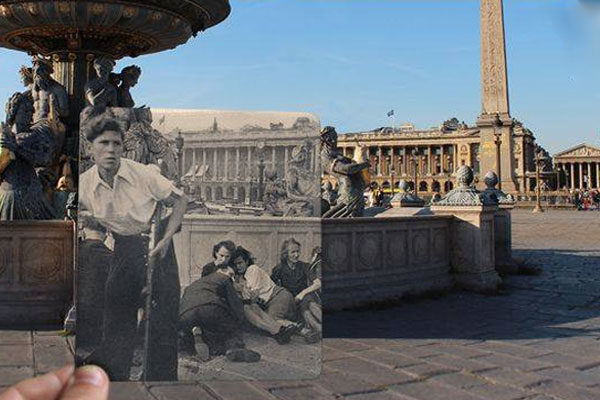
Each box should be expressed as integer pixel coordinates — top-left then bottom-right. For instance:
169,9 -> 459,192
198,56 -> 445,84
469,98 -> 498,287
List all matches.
201,240 -> 236,277
77,115 -> 188,381
231,246 -> 299,343
271,238 -> 321,343
179,263 -> 261,362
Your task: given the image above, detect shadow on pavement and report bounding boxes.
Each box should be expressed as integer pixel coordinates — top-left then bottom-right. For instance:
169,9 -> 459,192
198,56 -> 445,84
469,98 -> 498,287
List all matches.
324,249 -> 600,341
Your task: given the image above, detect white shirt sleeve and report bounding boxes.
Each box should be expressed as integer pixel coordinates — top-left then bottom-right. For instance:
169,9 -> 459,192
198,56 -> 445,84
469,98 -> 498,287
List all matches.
142,163 -> 183,201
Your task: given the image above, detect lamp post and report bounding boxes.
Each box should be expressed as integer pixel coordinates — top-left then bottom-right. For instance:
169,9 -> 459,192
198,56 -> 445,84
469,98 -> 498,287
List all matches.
411,148 -> 419,197
533,149 -> 544,213
391,166 -> 396,197
492,114 -> 503,191
175,129 -> 184,184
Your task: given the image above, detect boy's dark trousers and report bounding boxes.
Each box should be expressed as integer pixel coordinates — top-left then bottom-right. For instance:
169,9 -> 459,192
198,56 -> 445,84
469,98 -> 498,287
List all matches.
79,221 -> 180,381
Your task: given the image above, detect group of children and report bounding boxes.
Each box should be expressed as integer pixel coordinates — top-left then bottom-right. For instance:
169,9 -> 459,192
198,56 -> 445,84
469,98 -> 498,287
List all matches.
178,238 -> 322,362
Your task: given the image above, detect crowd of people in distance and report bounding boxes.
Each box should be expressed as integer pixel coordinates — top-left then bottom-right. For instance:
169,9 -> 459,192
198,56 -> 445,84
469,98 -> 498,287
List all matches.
178,238 -> 322,363
569,189 -> 600,211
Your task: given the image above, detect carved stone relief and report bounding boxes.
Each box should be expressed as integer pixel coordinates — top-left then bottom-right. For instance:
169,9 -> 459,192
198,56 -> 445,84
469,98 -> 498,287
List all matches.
21,240 -> 62,284
411,229 -> 430,264
357,232 -> 382,271
324,234 -> 350,274
386,230 -> 408,268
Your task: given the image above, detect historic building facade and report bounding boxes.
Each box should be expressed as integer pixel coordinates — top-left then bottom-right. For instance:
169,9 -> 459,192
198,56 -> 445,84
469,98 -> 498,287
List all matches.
554,144 -> 600,191
337,118 -> 542,195
152,110 -> 320,204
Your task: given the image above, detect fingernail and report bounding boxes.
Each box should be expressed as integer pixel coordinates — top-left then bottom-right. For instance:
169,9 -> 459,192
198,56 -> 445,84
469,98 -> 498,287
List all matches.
74,365 -> 106,387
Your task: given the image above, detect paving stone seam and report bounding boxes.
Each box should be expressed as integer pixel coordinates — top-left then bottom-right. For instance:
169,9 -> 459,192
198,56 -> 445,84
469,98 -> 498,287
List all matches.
200,382 -> 252,400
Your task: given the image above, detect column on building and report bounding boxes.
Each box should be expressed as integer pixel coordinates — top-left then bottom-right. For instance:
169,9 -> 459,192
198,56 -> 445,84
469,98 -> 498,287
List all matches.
192,148 -> 197,169
271,147 -> 276,171
596,162 -> 600,189
428,145 -> 433,176
224,148 -> 229,181
587,162 -> 591,189
202,149 -> 207,179
247,147 -> 252,179
390,146 -> 396,176
284,146 -> 289,178
377,146 -> 383,176
403,146 -> 408,176
235,148 -> 240,179
213,148 -> 218,180
579,162 -> 584,189
570,163 -> 575,189
440,145 -> 445,174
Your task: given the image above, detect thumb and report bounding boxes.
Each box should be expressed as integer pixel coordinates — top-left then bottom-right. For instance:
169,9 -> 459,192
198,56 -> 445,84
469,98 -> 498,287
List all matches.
60,366 -> 109,400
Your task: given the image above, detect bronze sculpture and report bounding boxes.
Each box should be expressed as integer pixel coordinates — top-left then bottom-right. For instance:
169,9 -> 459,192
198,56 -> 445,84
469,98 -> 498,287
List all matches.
284,141 -> 319,217
263,169 -> 287,216
84,56 -> 118,108
320,126 -> 369,218
0,61 -> 70,220
116,65 -> 142,108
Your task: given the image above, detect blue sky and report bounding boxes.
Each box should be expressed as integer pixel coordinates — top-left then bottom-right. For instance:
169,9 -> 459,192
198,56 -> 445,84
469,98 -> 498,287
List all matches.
1,0 -> 599,154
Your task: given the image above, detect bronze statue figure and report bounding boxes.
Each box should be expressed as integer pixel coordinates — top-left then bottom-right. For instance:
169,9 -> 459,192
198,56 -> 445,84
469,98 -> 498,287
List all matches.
116,65 -> 142,108
84,56 -> 118,108
5,66 -> 34,134
0,61 -> 71,220
284,141 -> 319,217
31,58 -> 69,123
263,169 -> 287,216
320,126 -> 369,218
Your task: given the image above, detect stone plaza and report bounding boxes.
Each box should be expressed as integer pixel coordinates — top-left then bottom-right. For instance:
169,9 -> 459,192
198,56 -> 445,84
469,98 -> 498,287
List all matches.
2,209 -> 600,399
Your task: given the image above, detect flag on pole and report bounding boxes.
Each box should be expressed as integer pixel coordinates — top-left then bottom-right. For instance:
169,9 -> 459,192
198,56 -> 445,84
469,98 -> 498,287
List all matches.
387,110 -> 394,117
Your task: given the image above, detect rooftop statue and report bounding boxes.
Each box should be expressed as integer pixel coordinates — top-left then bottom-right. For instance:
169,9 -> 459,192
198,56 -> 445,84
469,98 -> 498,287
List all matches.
84,56 -> 118,108
320,126 -> 369,218
284,141 -> 319,217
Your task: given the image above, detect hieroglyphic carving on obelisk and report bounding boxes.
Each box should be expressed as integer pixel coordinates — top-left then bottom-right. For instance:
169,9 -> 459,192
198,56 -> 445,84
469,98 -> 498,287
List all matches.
477,0 -> 518,192
480,0 -> 510,117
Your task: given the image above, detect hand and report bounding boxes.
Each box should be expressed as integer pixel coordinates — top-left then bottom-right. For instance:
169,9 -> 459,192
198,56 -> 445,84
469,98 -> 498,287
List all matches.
0,364 -> 109,400
295,293 -> 305,303
149,237 -> 170,259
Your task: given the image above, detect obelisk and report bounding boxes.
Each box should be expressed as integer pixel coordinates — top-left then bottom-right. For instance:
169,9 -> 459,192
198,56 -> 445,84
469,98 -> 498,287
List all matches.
477,0 -> 518,192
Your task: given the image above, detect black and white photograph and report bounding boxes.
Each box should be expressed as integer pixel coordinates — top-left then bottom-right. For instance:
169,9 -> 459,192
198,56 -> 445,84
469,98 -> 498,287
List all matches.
75,101 -> 322,381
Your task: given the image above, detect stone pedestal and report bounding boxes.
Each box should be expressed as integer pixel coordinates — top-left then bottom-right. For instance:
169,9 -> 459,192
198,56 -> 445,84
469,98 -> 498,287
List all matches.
431,205 -> 501,292
482,171 -> 518,274
494,203 -> 518,274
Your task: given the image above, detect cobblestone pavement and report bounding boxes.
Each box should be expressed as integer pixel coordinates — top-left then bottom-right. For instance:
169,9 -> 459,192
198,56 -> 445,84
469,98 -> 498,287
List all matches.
1,209 -> 599,399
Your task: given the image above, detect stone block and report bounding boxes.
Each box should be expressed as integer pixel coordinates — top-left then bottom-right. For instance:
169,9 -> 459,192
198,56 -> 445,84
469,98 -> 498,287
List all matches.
430,205 -> 501,292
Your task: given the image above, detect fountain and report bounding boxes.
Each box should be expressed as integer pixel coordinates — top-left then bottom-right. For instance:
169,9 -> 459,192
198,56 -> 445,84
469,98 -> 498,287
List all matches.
0,0 -> 231,325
